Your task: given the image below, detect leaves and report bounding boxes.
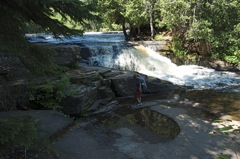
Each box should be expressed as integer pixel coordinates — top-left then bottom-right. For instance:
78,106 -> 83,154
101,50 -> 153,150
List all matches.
0,116 -> 37,153
28,75 -> 74,110
0,0 -> 98,74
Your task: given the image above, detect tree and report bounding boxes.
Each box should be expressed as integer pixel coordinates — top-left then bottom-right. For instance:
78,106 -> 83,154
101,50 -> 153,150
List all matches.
97,0 -> 128,38
97,0 -> 150,40
0,0 -> 98,74
158,0 -> 240,64
145,0 -> 160,39
122,0 -> 148,38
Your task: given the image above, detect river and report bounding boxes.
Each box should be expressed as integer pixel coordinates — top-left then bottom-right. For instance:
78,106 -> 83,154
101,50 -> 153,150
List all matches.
25,32 -> 240,93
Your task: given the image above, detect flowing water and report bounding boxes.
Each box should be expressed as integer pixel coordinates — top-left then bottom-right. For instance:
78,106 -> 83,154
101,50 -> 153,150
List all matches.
26,32 -> 240,92
26,32 -> 240,144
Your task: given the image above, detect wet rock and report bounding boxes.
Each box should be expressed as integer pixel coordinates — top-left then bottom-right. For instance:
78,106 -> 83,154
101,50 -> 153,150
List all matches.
208,60 -> 240,72
129,41 -> 171,52
100,69 -> 136,97
61,69 -> 117,116
78,63 -> 111,74
52,45 -> 81,67
61,84 -> 98,116
100,69 -> 183,97
0,52 -> 29,76
90,99 -> 119,115
98,86 -> 115,99
68,70 -> 105,86
80,47 -> 92,60
147,76 -> 181,93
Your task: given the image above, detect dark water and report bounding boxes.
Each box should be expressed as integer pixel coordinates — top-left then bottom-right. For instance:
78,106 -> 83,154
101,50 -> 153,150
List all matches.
83,107 -> 180,144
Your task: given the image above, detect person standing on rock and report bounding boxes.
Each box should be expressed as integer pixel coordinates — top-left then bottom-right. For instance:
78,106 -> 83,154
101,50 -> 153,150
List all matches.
133,74 -> 147,106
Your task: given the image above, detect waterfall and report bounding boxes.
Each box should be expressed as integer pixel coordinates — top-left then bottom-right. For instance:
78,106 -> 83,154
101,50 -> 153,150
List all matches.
25,32 -> 240,92
87,43 -> 240,92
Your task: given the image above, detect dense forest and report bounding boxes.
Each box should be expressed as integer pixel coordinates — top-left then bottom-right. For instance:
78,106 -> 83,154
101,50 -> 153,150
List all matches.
0,0 -> 239,74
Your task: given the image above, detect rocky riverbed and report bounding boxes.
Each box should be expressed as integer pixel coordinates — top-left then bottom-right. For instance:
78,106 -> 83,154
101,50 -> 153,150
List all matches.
0,44 -> 239,159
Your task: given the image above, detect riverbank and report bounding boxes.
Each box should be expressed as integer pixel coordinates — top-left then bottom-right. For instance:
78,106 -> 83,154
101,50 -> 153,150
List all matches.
1,93 -> 239,159
0,43 -> 239,159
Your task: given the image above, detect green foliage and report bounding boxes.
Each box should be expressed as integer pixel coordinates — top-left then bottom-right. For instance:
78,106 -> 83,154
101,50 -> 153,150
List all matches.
154,34 -> 171,41
216,154 -> 231,159
154,34 -> 165,41
158,0 -> 191,30
172,38 -> 188,60
158,0 -> 240,65
96,0 -> 149,35
1,0 -> 240,66
1,0 -> 97,37
122,0 -> 148,28
96,0 -> 125,28
0,0 -> 98,73
28,76 -> 73,110
0,115 -> 37,154
19,44 -> 68,75
187,20 -> 213,41
23,22 -> 46,34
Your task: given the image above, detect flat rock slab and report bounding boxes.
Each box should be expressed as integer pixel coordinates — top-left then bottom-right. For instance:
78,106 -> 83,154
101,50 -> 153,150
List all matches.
53,101 -> 240,159
0,110 -> 74,139
113,104 -> 226,159
53,127 -> 129,159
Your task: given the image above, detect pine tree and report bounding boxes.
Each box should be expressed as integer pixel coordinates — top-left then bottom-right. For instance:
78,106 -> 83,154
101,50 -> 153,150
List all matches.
0,0 -> 98,74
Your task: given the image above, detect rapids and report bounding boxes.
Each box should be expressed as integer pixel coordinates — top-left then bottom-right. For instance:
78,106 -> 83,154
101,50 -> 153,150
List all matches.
25,32 -> 240,92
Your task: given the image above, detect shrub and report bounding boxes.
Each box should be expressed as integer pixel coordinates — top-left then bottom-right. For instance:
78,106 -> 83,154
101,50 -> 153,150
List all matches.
171,38 -> 188,60
0,115 -> 37,155
28,75 -> 74,111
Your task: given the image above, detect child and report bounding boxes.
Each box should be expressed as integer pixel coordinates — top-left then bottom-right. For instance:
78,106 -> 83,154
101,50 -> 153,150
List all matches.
133,74 -> 147,106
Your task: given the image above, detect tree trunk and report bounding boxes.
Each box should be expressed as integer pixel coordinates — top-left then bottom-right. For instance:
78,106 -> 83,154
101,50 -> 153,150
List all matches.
122,22 -> 129,41
149,4 -> 154,40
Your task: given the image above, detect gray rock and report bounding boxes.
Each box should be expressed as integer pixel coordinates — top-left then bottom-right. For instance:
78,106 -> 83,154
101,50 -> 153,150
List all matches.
0,110 -> 74,140
52,45 -> 81,67
61,68 -> 117,116
0,52 -> 29,76
80,47 -> 92,59
61,85 -> 99,116
100,68 -> 182,97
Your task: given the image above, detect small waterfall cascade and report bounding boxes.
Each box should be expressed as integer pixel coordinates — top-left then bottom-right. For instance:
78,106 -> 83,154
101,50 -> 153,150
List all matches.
88,44 -> 240,92
25,33 -> 240,92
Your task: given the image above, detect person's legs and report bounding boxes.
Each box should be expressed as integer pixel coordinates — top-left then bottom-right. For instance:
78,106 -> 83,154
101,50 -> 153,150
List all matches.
137,97 -> 141,103
138,97 -> 142,106
135,88 -> 143,106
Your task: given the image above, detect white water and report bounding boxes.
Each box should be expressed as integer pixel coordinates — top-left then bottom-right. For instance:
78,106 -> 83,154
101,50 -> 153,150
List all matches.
88,45 -> 240,92
25,32 -> 125,43
25,33 -> 240,92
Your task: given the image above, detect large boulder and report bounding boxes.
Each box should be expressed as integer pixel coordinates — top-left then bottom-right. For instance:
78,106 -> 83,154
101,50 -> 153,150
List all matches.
100,70 -> 135,97
60,68 -> 116,116
99,68 -> 182,97
79,47 -> 92,60
61,84 -> 99,116
208,60 -> 240,72
52,45 -> 81,67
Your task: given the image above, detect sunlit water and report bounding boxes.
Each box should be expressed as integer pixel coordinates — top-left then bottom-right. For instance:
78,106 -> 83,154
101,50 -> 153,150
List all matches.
25,32 -> 240,92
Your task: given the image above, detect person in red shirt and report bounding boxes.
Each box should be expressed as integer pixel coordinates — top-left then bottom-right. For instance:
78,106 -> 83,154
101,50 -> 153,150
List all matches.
133,74 -> 147,106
